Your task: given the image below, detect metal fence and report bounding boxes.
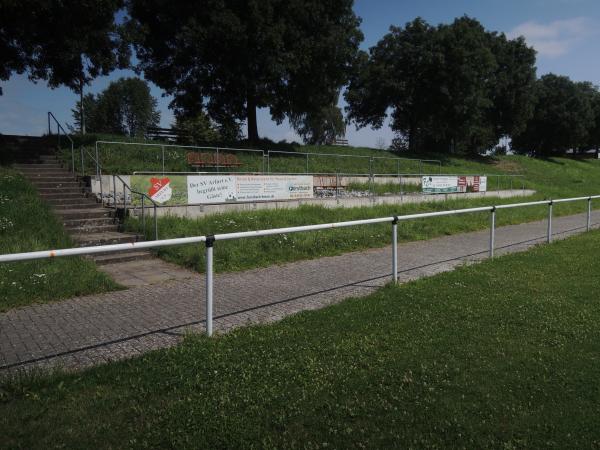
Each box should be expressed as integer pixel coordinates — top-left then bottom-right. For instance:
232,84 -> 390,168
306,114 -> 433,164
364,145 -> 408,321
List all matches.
1,195 -> 597,336
87,140 -> 443,177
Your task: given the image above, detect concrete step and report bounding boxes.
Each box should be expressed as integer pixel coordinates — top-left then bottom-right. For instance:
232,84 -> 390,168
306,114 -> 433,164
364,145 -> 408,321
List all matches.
39,192 -> 88,200
55,208 -> 112,220
22,171 -> 75,178
37,187 -> 84,194
72,231 -> 143,247
62,217 -> 115,228
91,250 -> 153,265
67,224 -> 120,234
14,163 -> 63,169
30,181 -> 81,189
47,198 -> 98,207
26,176 -> 77,183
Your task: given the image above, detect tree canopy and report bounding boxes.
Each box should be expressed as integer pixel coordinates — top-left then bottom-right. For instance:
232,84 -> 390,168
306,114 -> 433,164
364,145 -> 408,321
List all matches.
0,0 -> 129,95
126,0 -> 363,142
345,16 -> 537,155
72,77 -> 160,137
511,75 -> 596,156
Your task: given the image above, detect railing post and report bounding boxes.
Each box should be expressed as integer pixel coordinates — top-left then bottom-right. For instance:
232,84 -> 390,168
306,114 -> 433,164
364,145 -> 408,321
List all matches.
71,142 -> 75,174
392,216 -> 398,283
419,160 -> 422,176
205,236 -> 215,337
113,175 -> 117,211
306,153 -> 309,174
547,200 -> 553,243
141,195 -> 146,233
80,146 -> 85,177
161,145 -> 165,174
267,151 -> 271,173
489,207 -> 496,258
47,112 -> 51,135
95,142 -> 103,204
154,203 -> 158,240
587,197 -> 592,232
216,148 -> 220,173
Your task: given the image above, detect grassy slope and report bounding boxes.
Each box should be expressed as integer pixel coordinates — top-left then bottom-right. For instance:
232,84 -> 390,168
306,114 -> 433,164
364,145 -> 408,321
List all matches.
0,168 -> 120,311
126,154 -> 600,274
3,229 -> 600,448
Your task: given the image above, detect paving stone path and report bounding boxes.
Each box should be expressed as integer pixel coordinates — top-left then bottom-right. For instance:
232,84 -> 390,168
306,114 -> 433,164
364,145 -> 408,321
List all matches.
1,210 -> 598,375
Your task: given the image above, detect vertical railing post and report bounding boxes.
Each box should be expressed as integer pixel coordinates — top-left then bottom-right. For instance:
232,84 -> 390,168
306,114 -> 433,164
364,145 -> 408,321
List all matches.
161,145 -> 165,174
80,146 -> 85,177
95,142 -> 103,204
205,236 -> 215,337
587,197 -> 592,232
123,185 -> 128,218
419,160 -> 422,176
47,112 -> 51,135
392,216 -> 398,283
216,148 -> 220,173
141,195 -> 146,234
306,153 -> 309,174
154,203 -> 158,240
267,151 -> 271,173
112,175 -> 117,211
547,200 -> 553,243
71,142 -> 75,174
489,207 -> 496,258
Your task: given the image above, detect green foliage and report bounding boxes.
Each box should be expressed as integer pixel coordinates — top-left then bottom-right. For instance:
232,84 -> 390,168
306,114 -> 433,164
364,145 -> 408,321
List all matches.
345,16 -> 537,155
512,75 -> 596,156
71,77 -> 160,137
4,230 -> 600,448
0,168 -> 119,311
290,103 -> 346,145
127,0 -> 363,141
0,0 -> 129,94
173,112 -> 221,145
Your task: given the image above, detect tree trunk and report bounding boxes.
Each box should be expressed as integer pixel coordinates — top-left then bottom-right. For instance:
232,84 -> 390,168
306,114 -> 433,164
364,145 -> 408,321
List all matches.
79,79 -> 86,135
246,93 -> 259,142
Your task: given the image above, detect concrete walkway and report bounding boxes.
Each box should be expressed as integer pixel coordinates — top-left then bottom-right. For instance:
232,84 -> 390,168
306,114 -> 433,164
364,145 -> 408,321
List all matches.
1,210 -> 598,375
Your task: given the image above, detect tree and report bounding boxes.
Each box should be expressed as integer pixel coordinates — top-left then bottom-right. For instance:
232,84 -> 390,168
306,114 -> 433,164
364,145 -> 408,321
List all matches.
71,77 -> 160,137
126,0 -> 363,142
290,104 -> 346,145
345,17 -> 537,155
0,0 -> 129,132
512,75 -> 594,156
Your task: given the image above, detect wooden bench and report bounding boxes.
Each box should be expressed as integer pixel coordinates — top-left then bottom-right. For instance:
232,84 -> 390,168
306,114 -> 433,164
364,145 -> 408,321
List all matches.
330,138 -> 349,146
186,152 -> 243,168
145,126 -> 191,142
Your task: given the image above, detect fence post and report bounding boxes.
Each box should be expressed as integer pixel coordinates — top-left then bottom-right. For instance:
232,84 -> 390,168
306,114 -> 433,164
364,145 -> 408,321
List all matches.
419,160 -> 422,176
489,207 -> 496,258
113,175 -> 117,211
392,216 -> 398,283
587,197 -> 592,232
154,203 -> 158,240
141,195 -> 146,233
547,200 -> 553,243
47,113 -> 51,135
161,145 -> 165,174
205,236 -> 215,337
306,153 -> 309,174
80,146 -> 85,177
71,142 -> 75,174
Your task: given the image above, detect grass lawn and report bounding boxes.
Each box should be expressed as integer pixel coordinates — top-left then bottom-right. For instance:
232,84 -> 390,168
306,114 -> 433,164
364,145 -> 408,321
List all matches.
3,228 -> 600,448
0,168 -> 120,311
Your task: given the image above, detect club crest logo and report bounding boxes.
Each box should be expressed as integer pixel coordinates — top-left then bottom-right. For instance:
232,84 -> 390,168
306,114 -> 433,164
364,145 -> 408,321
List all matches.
148,177 -> 172,203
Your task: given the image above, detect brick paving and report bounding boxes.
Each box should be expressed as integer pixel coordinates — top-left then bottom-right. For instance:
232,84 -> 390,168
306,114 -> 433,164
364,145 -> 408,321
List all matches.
1,211 -> 598,375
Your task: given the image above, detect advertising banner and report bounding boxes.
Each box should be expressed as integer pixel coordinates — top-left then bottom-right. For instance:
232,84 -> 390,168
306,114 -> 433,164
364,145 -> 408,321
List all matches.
457,175 -> 487,193
187,174 -> 313,204
422,176 -> 459,194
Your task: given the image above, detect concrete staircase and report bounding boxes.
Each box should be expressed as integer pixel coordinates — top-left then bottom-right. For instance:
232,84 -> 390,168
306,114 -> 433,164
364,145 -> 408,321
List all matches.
5,135 -> 152,265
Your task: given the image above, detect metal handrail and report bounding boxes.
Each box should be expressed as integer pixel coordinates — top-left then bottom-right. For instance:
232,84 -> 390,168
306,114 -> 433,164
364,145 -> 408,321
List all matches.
47,112 -> 75,173
1,194 -> 598,336
83,146 -> 159,240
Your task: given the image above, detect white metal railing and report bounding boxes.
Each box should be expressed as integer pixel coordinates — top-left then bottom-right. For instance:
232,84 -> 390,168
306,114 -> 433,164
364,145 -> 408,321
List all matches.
1,195 -> 598,336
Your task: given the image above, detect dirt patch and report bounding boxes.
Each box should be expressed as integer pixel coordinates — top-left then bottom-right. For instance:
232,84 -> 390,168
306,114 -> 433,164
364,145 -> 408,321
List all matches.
494,159 -> 522,173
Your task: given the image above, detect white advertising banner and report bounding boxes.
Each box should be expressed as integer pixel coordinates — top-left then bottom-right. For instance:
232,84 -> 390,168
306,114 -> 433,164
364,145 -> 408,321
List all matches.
422,176 -> 459,194
187,175 -> 313,204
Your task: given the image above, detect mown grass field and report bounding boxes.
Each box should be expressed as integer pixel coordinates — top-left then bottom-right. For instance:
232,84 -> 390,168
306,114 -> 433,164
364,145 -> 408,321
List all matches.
126,154 -> 600,274
0,168 -> 120,311
3,229 -> 600,448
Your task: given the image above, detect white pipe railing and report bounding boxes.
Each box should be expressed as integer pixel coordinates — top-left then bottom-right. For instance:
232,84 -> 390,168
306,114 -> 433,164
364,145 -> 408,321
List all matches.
2,194 -> 600,336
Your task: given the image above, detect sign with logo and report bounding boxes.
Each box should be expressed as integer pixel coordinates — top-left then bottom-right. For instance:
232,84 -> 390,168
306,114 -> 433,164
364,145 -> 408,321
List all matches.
130,175 -> 188,205
422,176 -> 459,194
187,175 -> 314,204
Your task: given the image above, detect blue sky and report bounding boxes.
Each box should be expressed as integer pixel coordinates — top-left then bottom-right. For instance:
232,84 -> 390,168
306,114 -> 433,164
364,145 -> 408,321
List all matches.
2,0 -> 600,147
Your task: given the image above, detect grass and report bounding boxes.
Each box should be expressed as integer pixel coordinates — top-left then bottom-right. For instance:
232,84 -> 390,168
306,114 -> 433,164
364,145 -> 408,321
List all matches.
3,229 -> 600,448
0,168 -> 120,311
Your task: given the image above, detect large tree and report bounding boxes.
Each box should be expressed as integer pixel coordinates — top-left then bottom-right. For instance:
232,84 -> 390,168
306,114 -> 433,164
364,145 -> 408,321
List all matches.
0,0 -> 129,132
290,104 -> 346,145
345,16 -> 537,155
512,74 -> 594,156
126,0 -> 362,142
72,77 -> 160,137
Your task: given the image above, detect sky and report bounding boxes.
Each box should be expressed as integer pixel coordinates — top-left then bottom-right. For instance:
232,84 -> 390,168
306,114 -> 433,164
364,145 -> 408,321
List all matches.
2,0 -> 600,147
